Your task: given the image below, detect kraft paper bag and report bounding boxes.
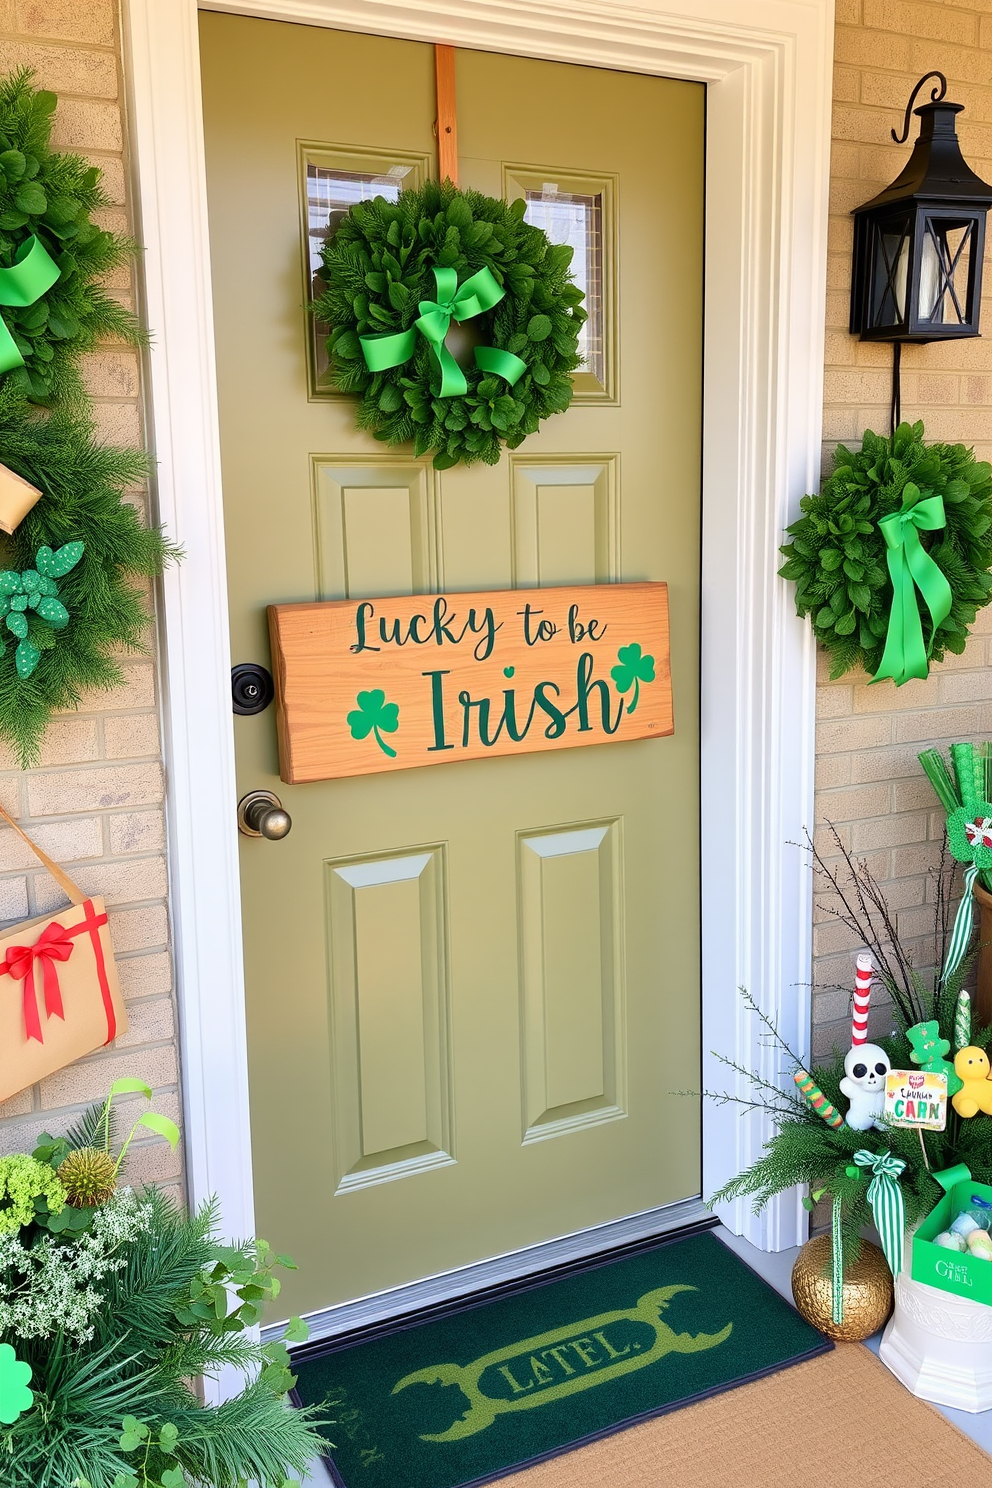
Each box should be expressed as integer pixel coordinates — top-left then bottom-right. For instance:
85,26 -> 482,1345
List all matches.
0,805 -> 127,1104
0,461 -> 41,535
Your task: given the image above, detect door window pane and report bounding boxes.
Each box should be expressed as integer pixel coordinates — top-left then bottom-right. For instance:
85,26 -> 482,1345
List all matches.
307,164 -> 409,384
505,166 -> 617,401
523,185 -> 605,387
300,147 -> 430,395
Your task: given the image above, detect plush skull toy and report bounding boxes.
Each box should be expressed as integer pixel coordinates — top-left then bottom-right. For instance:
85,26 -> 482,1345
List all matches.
839,1044 -> 891,1130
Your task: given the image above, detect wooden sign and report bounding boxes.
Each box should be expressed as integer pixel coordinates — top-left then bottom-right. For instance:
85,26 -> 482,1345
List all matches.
884,1069 -> 948,1131
268,583 -> 672,783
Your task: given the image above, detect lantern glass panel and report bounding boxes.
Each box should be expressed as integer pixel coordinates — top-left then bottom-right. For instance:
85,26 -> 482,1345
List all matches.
918,217 -> 973,326
870,220 -> 910,330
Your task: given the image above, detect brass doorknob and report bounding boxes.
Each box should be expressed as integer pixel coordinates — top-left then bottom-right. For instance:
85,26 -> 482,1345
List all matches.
238,790 -> 292,840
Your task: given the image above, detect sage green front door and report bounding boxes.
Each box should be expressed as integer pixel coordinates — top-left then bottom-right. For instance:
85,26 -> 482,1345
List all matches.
200,12 -> 704,1318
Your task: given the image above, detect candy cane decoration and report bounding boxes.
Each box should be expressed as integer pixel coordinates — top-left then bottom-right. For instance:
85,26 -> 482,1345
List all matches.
794,1069 -> 845,1129
852,953 -> 873,1046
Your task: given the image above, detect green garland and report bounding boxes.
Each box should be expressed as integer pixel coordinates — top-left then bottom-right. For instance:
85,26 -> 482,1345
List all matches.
0,72 -> 173,765
0,388 -> 175,764
0,71 -> 142,405
779,421 -> 992,681
312,179 -> 585,469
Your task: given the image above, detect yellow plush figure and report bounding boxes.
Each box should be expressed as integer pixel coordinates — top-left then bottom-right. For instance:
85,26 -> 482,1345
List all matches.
952,1047 -> 992,1118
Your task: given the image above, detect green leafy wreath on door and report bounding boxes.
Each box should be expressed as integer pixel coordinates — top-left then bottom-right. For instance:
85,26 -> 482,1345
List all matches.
312,179 -> 586,470
0,72 -> 176,766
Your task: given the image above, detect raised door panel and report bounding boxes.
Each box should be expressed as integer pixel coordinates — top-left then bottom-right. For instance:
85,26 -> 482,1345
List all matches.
313,457 -> 438,600
511,458 -> 618,587
518,822 -> 625,1141
327,848 -> 452,1190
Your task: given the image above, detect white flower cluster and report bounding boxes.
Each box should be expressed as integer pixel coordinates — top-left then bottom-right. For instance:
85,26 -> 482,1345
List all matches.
0,1188 -> 153,1343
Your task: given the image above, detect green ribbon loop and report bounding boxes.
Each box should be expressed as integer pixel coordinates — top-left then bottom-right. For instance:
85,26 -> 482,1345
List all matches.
474,344 -> 526,386
359,263 -> 525,397
359,326 -> 417,375
853,1148 -> 906,1283
0,236 -> 60,375
872,494 -> 952,686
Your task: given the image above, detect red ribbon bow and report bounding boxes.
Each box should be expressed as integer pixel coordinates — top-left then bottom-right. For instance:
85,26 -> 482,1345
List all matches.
1,920 -> 76,1043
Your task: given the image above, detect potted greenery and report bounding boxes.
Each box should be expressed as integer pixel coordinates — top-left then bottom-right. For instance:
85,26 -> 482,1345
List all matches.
0,1078 -> 326,1487
702,822 -> 990,1340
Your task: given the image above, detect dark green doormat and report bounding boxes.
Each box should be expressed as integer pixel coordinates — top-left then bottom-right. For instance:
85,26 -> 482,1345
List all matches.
291,1227 -> 832,1488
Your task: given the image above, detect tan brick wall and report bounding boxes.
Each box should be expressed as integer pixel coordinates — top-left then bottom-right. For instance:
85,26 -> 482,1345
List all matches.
813,0 -> 992,1058
0,1 -> 181,1196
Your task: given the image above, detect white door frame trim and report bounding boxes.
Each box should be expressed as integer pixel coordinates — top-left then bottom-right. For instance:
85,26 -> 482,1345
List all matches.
122,0 -> 832,1264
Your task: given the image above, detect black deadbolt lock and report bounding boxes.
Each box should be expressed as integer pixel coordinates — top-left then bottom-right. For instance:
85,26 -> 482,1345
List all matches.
231,662 -> 274,716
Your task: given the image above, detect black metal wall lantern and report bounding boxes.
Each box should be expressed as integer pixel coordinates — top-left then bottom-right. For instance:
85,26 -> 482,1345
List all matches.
850,72 -> 992,426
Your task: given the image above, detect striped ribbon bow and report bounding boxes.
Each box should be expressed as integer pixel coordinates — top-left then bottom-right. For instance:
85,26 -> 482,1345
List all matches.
853,1148 -> 906,1282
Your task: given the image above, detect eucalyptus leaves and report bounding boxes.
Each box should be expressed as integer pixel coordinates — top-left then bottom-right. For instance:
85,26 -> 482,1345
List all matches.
779,421 -> 992,682
313,179 -> 585,469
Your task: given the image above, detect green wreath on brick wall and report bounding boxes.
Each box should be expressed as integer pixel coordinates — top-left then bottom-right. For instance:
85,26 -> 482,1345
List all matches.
0,72 -> 142,404
779,421 -> 992,684
0,72 -> 175,766
311,179 -> 586,470
0,393 -> 176,764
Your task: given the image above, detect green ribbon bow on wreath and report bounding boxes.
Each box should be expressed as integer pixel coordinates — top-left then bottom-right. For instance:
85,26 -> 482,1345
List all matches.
360,264 -> 527,398
872,488 -> 952,686
0,236 -> 60,375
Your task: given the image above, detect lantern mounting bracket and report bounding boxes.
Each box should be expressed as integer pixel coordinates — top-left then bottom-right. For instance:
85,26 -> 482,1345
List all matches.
892,71 -> 947,145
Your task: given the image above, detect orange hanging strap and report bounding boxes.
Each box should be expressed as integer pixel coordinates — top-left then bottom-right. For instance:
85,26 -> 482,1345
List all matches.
435,44 -> 458,186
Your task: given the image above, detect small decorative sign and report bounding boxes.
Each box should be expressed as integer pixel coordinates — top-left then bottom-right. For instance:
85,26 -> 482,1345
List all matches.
884,1069 -> 948,1131
267,583 -> 673,783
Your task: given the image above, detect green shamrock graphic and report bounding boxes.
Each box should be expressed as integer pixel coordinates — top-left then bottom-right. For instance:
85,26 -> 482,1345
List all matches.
0,1342 -> 34,1424
347,688 -> 400,757
610,642 -> 656,715
907,1019 -> 962,1097
0,541 -> 84,679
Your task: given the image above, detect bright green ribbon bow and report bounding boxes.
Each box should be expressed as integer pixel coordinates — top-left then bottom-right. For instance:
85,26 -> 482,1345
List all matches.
852,1148 -> 906,1283
359,264 -> 526,398
872,493 -> 952,686
0,237 -> 60,375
